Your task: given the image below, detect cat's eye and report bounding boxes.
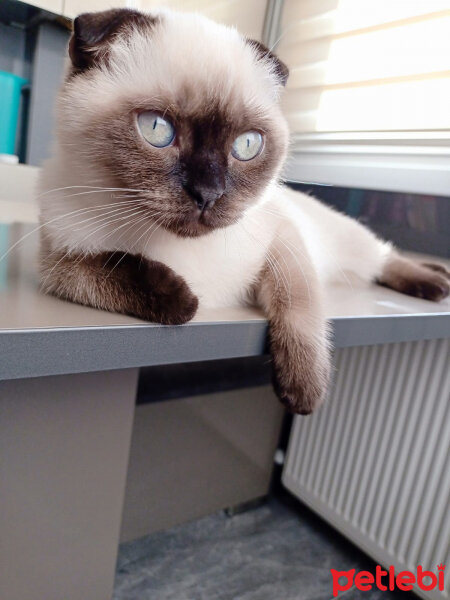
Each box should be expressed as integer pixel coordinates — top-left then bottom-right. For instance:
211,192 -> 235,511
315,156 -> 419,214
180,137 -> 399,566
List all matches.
231,131 -> 263,161
137,111 -> 175,148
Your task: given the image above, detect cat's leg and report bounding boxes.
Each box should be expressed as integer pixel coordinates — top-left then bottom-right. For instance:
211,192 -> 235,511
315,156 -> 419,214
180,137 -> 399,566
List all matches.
378,254 -> 450,301
40,249 -> 198,324
255,225 -> 330,415
306,197 -> 449,302
341,219 -> 450,301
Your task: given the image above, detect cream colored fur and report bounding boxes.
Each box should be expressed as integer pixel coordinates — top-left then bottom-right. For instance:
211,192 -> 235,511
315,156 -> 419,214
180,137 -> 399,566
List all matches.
39,9 -> 392,310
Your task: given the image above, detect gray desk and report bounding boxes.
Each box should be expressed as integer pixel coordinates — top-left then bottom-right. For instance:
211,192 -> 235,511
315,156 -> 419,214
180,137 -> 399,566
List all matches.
2,218 -> 449,380
1,193 -> 449,600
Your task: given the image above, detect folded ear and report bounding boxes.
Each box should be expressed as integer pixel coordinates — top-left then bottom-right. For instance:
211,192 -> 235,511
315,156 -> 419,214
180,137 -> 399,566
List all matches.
69,8 -> 155,72
247,39 -> 289,87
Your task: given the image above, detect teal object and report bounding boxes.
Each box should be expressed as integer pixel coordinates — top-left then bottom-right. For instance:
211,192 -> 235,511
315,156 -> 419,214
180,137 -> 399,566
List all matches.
0,71 -> 28,155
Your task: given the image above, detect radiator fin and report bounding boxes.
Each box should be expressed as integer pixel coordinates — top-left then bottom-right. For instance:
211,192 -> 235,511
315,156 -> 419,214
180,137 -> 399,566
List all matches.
283,339 -> 450,600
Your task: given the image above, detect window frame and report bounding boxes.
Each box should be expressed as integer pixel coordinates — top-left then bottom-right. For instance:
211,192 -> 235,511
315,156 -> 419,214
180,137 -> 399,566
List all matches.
263,0 -> 450,196
282,131 -> 450,196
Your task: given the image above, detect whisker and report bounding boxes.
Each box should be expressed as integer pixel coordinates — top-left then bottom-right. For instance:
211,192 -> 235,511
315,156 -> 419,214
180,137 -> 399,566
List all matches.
247,215 -> 312,307
41,203 -> 144,259
105,215 -> 166,279
101,213 -> 155,270
139,214 -> 168,267
36,185 -> 148,199
273,233 -> 311,307
70,204 -> 142,232
241,214 -> 289,285
81,208 -> 147,244
256,205 -> 354,291
40,211 -> 147,289
241,221 -> 291,302
0,197 -> 156,266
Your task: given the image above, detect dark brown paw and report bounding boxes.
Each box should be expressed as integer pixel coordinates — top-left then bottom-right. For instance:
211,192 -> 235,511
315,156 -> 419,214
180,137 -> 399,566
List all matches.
400,275 -> 449,302
40,249 -> 199,324
273,368 -> 327,415
144,261 -> 199,325
379,257 -> 450,302
270,334 -> 330,415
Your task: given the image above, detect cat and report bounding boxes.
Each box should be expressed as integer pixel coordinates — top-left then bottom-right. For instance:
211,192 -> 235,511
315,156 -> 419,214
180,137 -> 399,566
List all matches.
38,8 -> 450,415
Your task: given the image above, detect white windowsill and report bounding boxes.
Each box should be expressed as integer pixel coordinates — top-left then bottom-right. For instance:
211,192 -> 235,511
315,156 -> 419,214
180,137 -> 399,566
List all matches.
283,132 -> 450,196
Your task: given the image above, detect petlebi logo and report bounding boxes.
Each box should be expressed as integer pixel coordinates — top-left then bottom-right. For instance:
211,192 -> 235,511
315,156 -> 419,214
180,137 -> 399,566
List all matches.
331,564 -> 445,596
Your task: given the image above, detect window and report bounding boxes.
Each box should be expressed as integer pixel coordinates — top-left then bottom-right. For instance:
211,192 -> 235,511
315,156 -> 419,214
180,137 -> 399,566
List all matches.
275,0 -> 450,195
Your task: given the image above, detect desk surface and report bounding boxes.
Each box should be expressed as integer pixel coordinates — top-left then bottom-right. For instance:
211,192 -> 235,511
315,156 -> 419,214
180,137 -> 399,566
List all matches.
0,176 -> 449,381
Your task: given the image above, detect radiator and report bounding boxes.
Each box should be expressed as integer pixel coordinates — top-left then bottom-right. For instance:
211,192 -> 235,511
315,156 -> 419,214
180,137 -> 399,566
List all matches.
283,339 -> 450,600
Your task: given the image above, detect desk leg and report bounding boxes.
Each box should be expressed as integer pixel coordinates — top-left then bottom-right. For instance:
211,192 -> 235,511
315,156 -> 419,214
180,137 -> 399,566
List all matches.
0,368 -> 138,600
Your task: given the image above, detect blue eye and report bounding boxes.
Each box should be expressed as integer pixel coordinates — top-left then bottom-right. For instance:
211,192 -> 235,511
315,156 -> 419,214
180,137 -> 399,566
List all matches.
137,111 -> 175,147
231,131 -> 263,161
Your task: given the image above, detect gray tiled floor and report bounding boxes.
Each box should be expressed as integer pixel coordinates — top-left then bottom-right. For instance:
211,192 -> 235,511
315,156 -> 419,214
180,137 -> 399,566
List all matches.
114,495 -> 412,600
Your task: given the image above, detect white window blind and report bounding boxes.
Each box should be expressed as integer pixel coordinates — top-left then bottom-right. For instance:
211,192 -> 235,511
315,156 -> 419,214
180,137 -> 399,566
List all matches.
275,0 -> 450,195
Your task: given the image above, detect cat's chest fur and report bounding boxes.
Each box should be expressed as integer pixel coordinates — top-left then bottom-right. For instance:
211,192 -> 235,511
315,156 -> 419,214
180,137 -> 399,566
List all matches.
138,211 -> 273,308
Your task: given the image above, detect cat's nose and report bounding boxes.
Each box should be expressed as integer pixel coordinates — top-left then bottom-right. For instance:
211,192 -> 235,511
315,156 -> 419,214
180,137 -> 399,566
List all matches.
183,182 -> 225,211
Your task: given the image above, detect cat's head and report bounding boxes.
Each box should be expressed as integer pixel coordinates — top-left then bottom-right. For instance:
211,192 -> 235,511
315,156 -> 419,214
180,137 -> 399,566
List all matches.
59,8 -> 289,237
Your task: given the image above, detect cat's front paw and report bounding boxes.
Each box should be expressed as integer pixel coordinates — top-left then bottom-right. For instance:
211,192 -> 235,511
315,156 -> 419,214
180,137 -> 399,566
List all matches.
144,260 -> 199,325
270,330 -> 330,415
